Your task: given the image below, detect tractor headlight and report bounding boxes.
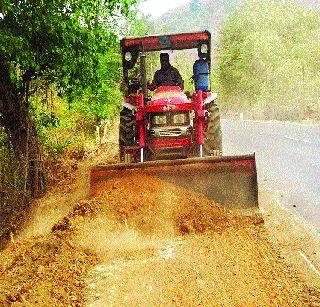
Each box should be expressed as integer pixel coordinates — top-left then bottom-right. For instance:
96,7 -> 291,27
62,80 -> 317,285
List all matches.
173,113 -> 187,124
200,43 -> 208,54
124,51 -> 132,61
154,115 -> 167,125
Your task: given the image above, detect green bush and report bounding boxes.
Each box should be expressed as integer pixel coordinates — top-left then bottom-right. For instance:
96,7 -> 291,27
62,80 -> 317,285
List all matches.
216,0 -> 320,121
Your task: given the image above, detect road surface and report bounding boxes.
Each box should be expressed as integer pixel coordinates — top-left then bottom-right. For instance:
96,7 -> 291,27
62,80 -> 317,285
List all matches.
221,119 -> 320,230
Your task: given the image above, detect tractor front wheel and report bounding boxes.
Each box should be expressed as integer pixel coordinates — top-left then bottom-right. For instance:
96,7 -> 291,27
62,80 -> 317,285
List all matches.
119,108 -> 136,162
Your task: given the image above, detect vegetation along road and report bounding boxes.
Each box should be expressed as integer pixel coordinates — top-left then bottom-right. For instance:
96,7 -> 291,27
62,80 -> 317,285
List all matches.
222,119 -> 320,230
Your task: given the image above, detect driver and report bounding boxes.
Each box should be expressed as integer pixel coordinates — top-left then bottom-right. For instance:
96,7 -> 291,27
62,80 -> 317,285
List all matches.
148,53 -> 184,90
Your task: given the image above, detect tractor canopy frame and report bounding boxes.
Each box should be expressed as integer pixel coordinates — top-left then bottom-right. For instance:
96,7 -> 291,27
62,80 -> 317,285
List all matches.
121,31 -> 212,89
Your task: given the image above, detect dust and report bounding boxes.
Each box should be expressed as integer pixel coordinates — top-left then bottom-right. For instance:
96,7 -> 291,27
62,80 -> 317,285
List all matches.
16,161 -> 90,241
72,172 -> 233,264
0,233 -> 98,306
18,120 -> 119,242
81,173 -> 320,306
74,217 -> 163,261
1,169 -> 320,306
72,172 -> 234,260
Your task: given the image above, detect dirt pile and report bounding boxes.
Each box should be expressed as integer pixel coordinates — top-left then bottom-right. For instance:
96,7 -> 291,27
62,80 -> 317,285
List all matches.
0,233 -> 98,306
0,200 -> 102,305
90,172 -> 236,236
0,172 -> 319,306
0,172 -> 245,305
85,228 -> 320,306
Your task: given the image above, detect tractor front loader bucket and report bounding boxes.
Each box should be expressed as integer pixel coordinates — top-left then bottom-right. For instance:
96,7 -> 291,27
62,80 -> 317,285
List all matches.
90,154 -> 259,213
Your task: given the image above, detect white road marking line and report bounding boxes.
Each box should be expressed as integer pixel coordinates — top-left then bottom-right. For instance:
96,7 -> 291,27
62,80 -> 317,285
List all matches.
299,251 -> 320,278
284,136 -> 313,144
223,119 -> 315,144
239,118 -> 319,128
285,135 -> 299,142
222,126 -> 238,131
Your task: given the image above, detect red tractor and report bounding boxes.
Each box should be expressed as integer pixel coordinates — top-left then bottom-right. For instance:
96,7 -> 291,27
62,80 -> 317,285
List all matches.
90,31 -> 259,212
119,31 -> 221,163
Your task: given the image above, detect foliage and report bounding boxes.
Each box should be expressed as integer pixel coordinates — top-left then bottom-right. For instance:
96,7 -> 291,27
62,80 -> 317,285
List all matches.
0,0 -> 141,146
0,0 -> 137,96
70,39 -> 123,122
216,0 -> 320,120
0,0 -> 146,246
0,0 -> 142,161
27,3 -> 150,160
149,0 -> 241,39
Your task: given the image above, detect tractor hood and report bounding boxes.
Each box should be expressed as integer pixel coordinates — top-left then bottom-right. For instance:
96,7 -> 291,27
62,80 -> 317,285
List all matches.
150,86 -> 189,106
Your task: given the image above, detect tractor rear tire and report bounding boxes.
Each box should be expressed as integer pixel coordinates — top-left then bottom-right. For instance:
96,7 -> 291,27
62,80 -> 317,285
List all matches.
119,108 -> 136,162
204,101 -> 222,156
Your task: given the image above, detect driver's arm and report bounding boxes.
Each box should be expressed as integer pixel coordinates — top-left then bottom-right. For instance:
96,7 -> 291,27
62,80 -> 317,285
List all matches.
148,70 -> 159,91
174,68 -> 184,90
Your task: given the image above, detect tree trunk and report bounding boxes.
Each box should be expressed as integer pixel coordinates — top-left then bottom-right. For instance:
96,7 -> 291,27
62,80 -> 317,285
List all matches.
0,58 -> 46,198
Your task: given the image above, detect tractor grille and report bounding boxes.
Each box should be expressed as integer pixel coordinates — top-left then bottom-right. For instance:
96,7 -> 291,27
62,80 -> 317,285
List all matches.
159,128 -> 182,137
150,126 -> 191,138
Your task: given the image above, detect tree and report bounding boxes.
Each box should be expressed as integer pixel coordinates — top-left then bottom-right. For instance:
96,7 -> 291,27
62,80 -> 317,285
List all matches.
0,0 -> 137,197
189,0 -> 200,12
216,0 -> 320,119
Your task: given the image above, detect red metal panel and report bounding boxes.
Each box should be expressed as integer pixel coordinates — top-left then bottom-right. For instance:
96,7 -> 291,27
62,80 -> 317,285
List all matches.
149,97 -> 187,106
122,31 -> 210,52
154,86 -> 181,93
150,137 -> 192,149
145,102 -> 194,113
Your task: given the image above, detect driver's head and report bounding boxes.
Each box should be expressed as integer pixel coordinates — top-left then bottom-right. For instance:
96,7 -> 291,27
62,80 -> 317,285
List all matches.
160,53 -> 170,69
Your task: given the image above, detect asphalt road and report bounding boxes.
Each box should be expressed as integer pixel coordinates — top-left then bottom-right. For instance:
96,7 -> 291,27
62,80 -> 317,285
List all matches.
221,119 -> 320,230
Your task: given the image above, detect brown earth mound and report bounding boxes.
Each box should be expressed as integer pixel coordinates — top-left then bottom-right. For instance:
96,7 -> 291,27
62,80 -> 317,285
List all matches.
0,234 -> 97,306
90,171 -> 236,235
0,172 -> 319,306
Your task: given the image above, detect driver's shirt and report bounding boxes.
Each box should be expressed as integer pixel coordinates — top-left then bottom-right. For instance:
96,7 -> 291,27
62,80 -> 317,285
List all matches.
153,65 -> 183,88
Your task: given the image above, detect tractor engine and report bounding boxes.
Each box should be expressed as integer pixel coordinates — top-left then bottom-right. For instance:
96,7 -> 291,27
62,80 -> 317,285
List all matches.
150,111 -> 191,138
149,110 -> 192,159
146,86 -> 194,159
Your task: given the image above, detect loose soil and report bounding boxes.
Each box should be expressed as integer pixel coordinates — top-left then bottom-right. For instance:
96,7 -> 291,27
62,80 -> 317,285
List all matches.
0,127 -> 319,305
80,173 -> 320,306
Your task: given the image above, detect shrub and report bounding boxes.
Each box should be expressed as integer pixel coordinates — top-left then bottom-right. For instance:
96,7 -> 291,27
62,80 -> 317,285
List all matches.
216,0 -> 320,121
